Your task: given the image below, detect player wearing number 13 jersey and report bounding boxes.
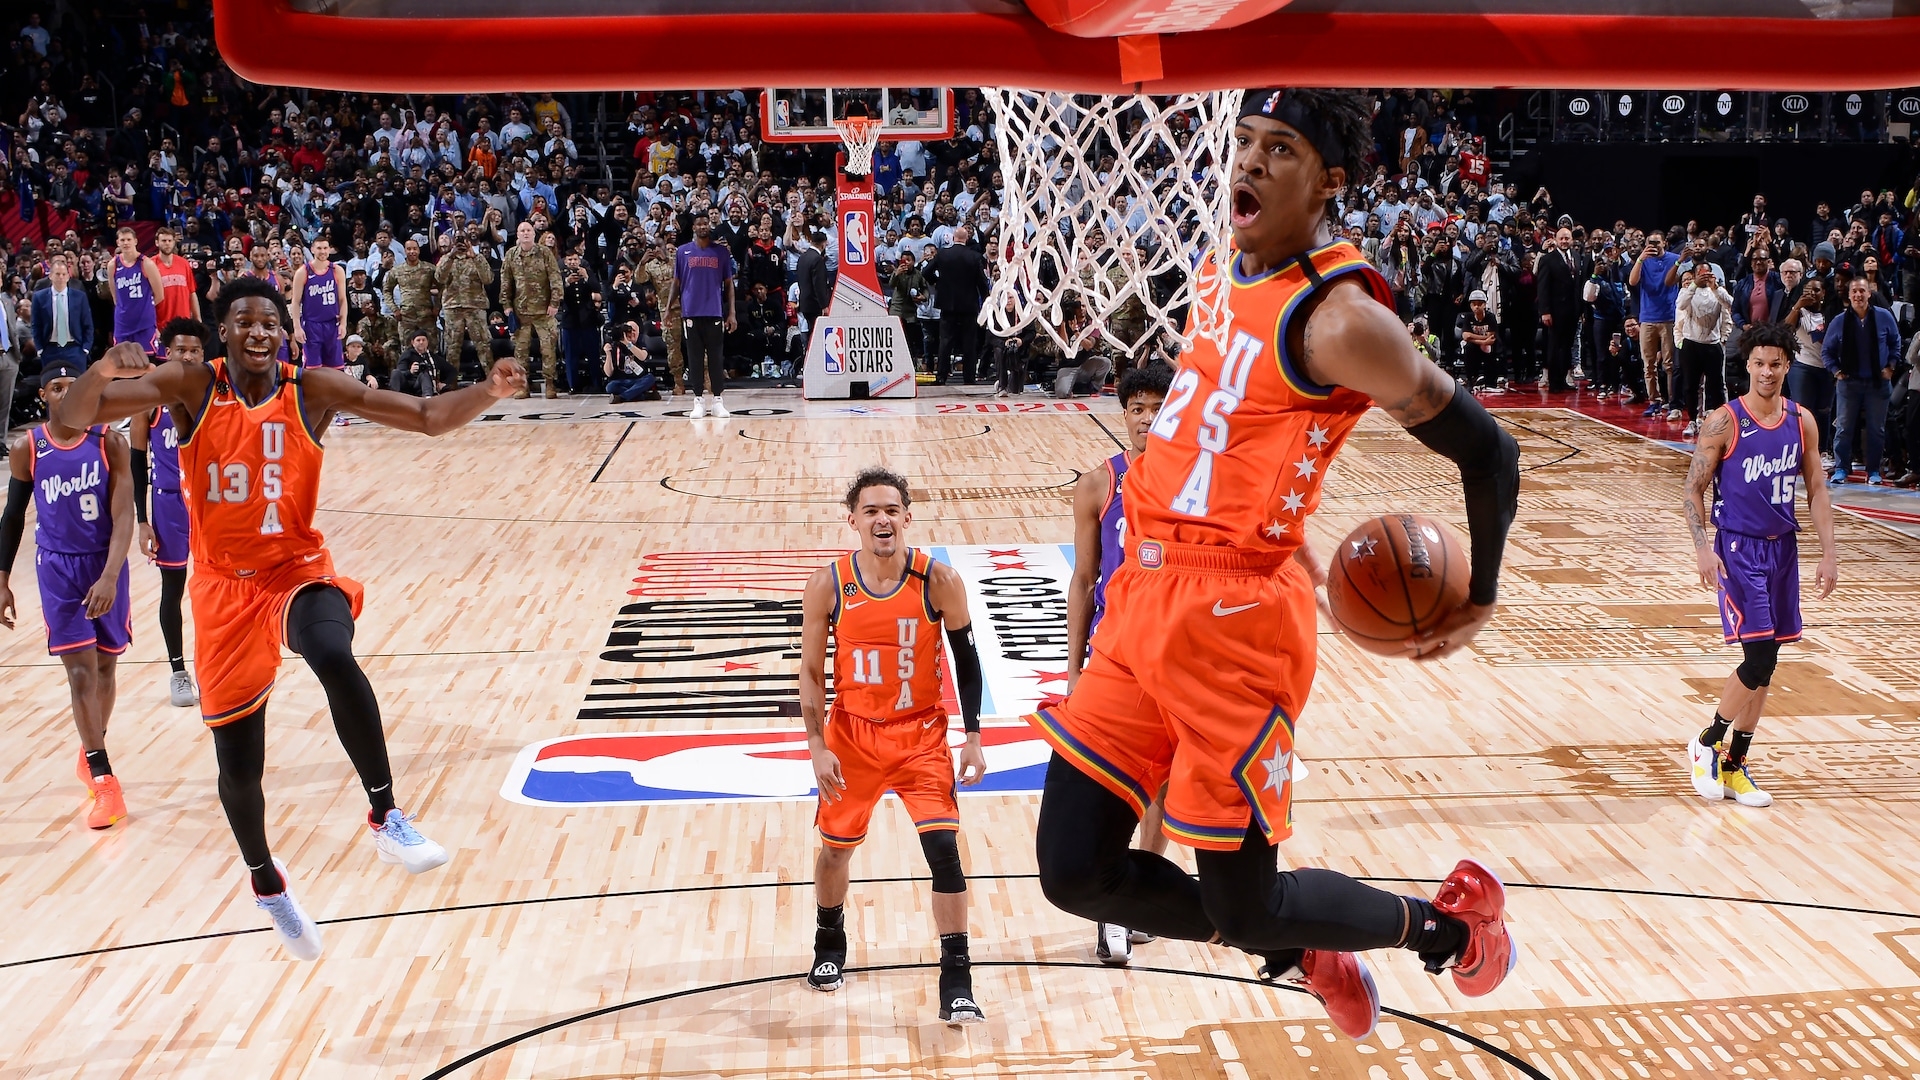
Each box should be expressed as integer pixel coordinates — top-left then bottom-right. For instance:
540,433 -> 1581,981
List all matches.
1027,89 -> 1524,1040
801,468 -> 990,1026
54,276 -> 528,960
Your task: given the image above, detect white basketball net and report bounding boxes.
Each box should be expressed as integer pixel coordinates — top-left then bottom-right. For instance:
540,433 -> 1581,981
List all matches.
981,89 -> 1244,360
833,115 -> 884,177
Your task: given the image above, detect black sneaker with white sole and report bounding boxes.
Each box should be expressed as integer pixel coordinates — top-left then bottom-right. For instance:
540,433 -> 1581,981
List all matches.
1095,922 -> 1132,966
939,959 -> 986,1025
808,926 -> 847,992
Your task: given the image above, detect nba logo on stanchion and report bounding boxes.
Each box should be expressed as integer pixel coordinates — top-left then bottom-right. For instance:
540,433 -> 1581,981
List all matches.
822,325 -> 846,373
842,209 -> 869,266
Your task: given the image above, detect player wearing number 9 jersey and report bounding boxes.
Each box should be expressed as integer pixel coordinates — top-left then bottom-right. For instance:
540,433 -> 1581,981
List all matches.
53,276 -> 528,960
800,467 -> 991,1026
1027,89 -> 1524,1041
0,358 -> 136,831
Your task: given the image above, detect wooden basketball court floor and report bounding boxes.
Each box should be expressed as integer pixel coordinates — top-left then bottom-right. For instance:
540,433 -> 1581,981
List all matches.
3,393 -> 1918,1080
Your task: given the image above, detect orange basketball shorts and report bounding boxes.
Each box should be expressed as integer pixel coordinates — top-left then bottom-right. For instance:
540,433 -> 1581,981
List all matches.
190,550 -> 365,725
1027,539 -> 1316,851
816,705 -> 960,849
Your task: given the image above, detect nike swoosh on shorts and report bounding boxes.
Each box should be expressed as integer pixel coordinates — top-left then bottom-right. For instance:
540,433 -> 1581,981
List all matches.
1212,600 -> 1260,617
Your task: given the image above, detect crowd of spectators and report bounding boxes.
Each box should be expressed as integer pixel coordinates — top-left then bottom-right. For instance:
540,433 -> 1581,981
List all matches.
0,10 -> 1916,480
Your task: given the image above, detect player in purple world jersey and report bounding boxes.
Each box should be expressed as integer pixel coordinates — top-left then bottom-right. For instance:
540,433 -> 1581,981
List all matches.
1684,321 -> 1838,808
291,238 -> 349,370
111,226 -> 163,355
0,357 -> 136,829
130,318 -> 208,708
1065,362 -> 1170,966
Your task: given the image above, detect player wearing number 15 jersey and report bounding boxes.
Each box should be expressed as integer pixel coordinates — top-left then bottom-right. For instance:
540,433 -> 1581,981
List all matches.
1027,89 -> 1523,1041
54,276 -> 528,960
800,467 -> 990,1026
0,358 -> 135,831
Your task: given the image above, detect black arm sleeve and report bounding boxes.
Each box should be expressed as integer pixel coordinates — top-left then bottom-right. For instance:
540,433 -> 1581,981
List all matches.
1405,381 -> 1521,605
0,476 -> 29,574
946,624 -> 983,733
131,447 -> 150,524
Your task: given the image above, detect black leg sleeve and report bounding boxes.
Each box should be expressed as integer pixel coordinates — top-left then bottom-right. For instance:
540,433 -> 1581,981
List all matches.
286,585 -> 395,817
1194,827 -> 1409,955
211,707 -> 275,886
158,567 -> 187,670
1035,754 -> 1217,942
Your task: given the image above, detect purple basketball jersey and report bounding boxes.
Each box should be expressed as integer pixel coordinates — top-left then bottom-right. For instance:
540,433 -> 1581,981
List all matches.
302,262 -> 342,337
1713,397 -> 1803,539
30,426 -> 113,555
1089,451 -> 1130,634
112,256 -> 158,350
147,408 -> 190,567
148,408 -> 182,490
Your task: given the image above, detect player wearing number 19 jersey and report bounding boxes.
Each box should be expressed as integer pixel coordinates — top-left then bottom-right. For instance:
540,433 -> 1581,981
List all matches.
54,276 -> 528,960
1027,89 -> 1523,1041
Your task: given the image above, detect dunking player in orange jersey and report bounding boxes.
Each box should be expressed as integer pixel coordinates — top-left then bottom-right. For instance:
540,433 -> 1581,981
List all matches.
56,276 -> 527,960
1028,89 -> 1523,1041
800,467 -> 990,1025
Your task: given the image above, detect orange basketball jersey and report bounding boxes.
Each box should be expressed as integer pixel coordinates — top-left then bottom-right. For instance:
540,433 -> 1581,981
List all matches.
829,548 -> 945,722
1128,241 -> 1395,554
179,359 -> 329,574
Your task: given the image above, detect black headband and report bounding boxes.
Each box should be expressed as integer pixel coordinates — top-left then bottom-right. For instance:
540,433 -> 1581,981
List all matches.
1239,89 -> 1347,176
42,359 -> 86,384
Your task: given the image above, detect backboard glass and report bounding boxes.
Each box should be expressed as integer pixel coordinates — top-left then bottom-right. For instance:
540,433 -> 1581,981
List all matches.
760,89 -> 956,143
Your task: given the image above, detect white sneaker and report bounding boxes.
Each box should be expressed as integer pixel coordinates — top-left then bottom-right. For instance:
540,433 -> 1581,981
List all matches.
168,670 -> 198,708
369,808 -> 450,874
1128,929 -> 1156,945
1666,409 -> 1684,422
1688,737 -> 1724,801
254,858 -> 323,960
710,396 -> 730,419
1096,922 -> 1132,966
689,397 -> 708,419
1683,421 -> 1699,438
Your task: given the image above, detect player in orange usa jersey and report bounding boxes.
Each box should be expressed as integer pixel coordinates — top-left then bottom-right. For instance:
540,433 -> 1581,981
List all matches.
57,276 -> 527,960
800,468 -> 990,1026
1027,90 -> 1524,1040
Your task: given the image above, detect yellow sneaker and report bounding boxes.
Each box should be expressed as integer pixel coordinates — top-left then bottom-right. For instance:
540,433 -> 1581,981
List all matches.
1720,759 -> 1772,807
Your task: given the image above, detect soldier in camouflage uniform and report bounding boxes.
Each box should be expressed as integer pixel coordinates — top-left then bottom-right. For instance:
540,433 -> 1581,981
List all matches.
640,238 -> 685,395
500,220 -> 566,398
355,297 -> 400,382
435,231 -> 498,390
387,238 -> 439,357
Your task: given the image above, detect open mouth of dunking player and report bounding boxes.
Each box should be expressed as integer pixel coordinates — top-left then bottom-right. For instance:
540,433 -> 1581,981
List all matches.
1231,182 -> 1262,230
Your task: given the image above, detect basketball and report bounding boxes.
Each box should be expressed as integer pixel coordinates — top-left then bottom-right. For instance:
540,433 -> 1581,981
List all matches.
1325,514 -> 1470,656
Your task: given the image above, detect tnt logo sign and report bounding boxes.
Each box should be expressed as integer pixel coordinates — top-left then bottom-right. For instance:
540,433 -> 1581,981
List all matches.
842,209 -> 870,266
822,325 -> 845,373
502,724 -> 1051,807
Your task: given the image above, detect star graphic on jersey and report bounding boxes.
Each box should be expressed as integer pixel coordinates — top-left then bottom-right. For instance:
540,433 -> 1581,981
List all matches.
1279,489 -> 1306,514
1260,746 -> 1293,794
1305,424 -> 1330,449
1263,519 -> 1289,540
1350,536 -> 1379,558
1293,455 -> 1319,479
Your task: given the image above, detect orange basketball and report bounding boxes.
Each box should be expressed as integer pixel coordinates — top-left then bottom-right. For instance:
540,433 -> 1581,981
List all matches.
1325,514 -> 1470,656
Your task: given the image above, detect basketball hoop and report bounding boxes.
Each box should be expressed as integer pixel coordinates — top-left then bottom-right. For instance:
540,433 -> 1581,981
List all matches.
832,115 -> 885,177
981,89 -> 1243,360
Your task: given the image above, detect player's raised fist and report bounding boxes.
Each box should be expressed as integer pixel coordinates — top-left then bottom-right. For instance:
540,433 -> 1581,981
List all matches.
486,358 -> 527,399
100,342 -> 153,378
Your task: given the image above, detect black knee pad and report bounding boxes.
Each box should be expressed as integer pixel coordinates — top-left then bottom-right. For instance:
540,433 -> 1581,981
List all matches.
919,829 -> 967,894
1736,639 -> 1780,690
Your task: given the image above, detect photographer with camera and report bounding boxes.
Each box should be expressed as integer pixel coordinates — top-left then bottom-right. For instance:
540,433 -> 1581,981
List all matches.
605,322 -> 661,404
393,331 -> 455,397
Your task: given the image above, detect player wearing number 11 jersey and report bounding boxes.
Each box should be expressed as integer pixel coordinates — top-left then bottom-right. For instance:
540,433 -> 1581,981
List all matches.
1028,89 -> 1523,1041
55,276 -> 528,959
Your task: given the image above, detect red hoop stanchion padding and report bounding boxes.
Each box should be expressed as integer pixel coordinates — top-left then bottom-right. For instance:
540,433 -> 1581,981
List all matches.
832,117 -> 884,177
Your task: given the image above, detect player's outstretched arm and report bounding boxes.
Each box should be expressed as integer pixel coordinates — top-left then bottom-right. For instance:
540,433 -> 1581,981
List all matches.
1063,467 -> 1107,689
1798,408 -> 1839,598
87,429 -> 135,619
928,561 -> 986,785
57,343 -> 210,431
1302,284 -> 1520,661
1684,406 -> 1732,589
799,566 -> 844,801
302,359 -> 527,436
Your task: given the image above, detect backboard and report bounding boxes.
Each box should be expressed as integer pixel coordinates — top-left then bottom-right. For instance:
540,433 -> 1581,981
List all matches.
760,89 -> 956,144
221,0 -> 1920,94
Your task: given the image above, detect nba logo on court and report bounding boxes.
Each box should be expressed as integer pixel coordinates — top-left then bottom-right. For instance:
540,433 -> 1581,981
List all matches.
842,209 -> 869,266
822,325 -> 846,373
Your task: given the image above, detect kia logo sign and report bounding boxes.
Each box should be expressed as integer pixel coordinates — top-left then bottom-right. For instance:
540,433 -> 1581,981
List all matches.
1568,97 -> 1591,117
1899,96 -> 1920,116
1716,93 -> 1734,116
1617,94 -> 1633,117
1662,94 -> 1687,114
1781,94 -> 1810,115
1844,93 -> 1863,116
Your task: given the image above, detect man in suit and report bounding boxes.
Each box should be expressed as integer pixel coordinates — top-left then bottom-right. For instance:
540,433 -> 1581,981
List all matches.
928,226 -> 991,385
1534,226 -> 1585,392
796,230 -> 832,327
33,252 -> 94,377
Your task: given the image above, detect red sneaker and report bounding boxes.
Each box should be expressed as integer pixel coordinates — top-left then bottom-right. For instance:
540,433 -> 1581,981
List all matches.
1431,858 -> 1516,997
87,775 -> 128,830
1265,950 -> 1379,1040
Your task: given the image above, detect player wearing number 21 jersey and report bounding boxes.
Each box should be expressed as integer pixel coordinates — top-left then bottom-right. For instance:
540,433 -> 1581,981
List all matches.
1027,88 -> 1523,1042
801,468 -> 990,1026
54,276 -> 528,961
